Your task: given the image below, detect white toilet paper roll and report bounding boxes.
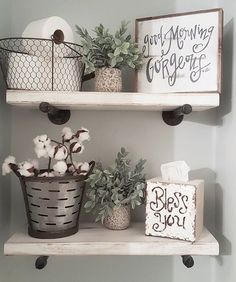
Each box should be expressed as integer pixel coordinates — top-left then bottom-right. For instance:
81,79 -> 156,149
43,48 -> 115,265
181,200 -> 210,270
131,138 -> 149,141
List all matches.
22,16 -> 74,57
6,52 -> 83,91
22,16 -> 74,43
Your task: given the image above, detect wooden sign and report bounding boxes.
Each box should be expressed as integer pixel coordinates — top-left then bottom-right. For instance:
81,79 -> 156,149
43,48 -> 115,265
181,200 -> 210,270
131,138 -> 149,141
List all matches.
135,9 -> 223,94
145,178 -> 204,242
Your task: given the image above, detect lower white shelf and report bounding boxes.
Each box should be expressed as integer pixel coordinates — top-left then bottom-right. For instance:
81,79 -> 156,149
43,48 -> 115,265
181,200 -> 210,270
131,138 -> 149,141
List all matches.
4,223 -> 219,256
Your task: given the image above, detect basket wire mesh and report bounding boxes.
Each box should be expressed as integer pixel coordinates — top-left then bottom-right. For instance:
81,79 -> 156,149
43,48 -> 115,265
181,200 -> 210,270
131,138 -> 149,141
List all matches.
0,35 -> 85,91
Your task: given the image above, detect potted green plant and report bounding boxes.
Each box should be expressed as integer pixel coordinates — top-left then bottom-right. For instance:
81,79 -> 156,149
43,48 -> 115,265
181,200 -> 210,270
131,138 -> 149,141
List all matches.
84,148 -> 146,230
2,127 -> 94,239
76,21 -> 143,92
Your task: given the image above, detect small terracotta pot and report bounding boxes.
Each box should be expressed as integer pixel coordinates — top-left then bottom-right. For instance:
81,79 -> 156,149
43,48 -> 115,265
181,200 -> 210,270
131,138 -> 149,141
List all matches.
95,67 -> 122,92
103,205 -> 131,230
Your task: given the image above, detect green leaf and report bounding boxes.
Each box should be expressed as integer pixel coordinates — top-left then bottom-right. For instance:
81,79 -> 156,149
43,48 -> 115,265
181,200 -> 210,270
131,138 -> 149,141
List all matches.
122,42 -> 130,50
114,38 -> 122,46
108,53 -> 114,58
114,47 -> 121,56
84,201 -> 93,209
116,57 -> 123,63
111,57 -> 117,67
127,60 -> 135,68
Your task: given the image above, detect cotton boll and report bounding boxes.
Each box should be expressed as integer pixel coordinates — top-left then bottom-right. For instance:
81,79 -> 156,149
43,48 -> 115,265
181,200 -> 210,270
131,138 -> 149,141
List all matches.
33,136 -> 44,149
53,161 -> 67,176
80,162 -> 90,172
70,162 -> 90,176
62,127 -> 74,141
35,147 -> 49,158
30,159 -> 39,170
70,141 -> 84,154
38,172 -> 55,177
48,145 -> 68,160
2,163 -> 11,176
69,137 -> 78,144
33,134 -> 51,149
2,155 -> 16,175
54,146 -> 68,160
5,156 -> 16,164
18,169 -> 33,177
75,128 -> 90,143
18,161 -> 35,177
18,161 -> 34,170
78,162 -> 90,175
34,135 -> 51,158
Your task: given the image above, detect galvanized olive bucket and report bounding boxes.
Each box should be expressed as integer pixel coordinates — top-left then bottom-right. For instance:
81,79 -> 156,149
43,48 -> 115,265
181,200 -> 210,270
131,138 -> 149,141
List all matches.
12,161 -> 95,239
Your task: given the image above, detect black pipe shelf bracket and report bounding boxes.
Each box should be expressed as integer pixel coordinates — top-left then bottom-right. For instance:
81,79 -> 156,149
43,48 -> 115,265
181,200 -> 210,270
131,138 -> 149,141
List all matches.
181,255 -> 194,268
162,104 -> 192,126
39,102 -> 71,125
38,101 -> 193,126
34,255 -> 194,270
35,256 -> 49,270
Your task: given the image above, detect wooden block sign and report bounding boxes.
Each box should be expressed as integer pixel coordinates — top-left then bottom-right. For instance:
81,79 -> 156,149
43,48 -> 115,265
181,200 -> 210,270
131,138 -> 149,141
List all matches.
135,9 -> 223,94
145,178 -> 204,242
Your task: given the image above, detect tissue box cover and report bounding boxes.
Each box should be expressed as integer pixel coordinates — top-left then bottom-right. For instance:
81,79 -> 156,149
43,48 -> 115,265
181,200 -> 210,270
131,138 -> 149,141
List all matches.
145,178 -> 204,242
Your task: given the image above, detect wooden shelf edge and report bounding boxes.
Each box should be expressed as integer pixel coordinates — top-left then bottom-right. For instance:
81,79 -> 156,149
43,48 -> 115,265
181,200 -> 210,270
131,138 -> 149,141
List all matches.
6,90 -> 220,111
4,223 -> 219,256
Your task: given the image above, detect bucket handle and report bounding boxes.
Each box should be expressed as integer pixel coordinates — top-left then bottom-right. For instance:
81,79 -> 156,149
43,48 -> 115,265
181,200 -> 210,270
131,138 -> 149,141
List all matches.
9,163 -> 23,179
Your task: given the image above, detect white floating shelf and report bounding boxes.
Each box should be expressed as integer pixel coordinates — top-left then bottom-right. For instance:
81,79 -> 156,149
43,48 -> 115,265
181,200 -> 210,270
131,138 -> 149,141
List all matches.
4,223 -> 219,256
6,90 -> 220,111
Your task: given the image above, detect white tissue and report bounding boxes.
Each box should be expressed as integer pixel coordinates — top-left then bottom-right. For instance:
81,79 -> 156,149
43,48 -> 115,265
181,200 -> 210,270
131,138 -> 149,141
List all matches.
22,16 -> 74,57
161,161 -> 190,182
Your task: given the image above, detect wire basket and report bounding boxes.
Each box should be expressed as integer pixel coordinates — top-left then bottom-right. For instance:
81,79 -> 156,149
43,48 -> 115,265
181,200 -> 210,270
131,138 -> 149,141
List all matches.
11,161 -> 95,239
0,34 -> 85,91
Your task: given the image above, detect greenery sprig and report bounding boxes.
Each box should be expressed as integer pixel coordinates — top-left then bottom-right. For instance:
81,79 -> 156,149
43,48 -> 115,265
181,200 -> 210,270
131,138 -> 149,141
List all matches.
84,148 -> 146,223
76,21 -> 143,73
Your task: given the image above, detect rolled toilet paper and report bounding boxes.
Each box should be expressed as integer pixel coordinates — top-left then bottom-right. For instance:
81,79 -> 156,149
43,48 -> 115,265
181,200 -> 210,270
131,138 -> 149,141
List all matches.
22,16 -> 74,57
22,16 -> 74,43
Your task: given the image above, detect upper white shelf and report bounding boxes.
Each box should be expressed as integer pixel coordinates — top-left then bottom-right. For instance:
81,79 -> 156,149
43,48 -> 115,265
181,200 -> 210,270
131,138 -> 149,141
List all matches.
4,223 -> 219,256
6,90 -> 220,111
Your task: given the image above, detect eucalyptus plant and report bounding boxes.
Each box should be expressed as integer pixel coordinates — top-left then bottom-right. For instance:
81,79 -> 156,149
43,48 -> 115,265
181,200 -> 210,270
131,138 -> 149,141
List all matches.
84,148 -> 146,223
76,21 -> 143,73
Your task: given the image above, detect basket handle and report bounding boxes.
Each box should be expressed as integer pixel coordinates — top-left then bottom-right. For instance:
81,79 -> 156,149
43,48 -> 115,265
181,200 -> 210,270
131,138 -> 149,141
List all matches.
82,72 -> 95,82
52,31 -> 95,82
87,161 -> 95,177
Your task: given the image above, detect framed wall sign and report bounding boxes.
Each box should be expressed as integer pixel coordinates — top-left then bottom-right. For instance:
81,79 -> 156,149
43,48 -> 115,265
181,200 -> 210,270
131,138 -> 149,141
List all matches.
135,9 -> 223,94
